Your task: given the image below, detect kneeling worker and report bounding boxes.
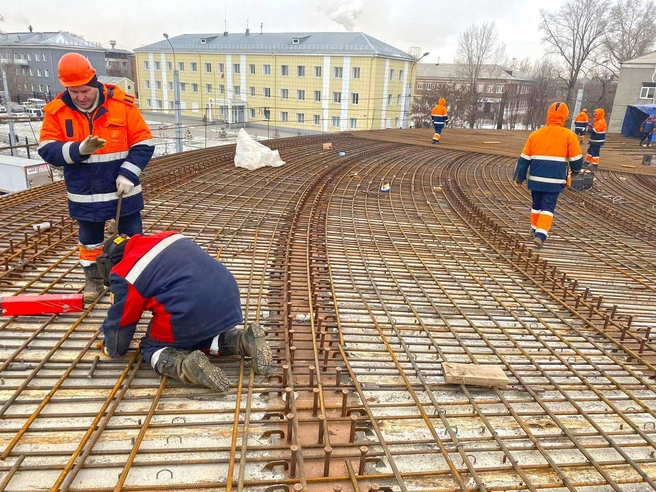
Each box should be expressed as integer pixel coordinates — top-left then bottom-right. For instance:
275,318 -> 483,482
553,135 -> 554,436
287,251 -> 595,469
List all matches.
97,231 -> 272,392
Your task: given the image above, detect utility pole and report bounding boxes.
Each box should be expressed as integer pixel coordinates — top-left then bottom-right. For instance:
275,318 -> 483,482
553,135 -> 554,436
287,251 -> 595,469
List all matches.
404,52 -> 429,129
163,33 -> 183,153
1,57 -> 18,156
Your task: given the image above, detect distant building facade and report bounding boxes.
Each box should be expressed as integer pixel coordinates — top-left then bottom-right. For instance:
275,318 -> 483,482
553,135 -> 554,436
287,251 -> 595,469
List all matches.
98,76 -> 136,97
134,31 -> 416,133
105,40 -> 136,87
415,63 -> 533,128
0,31 -> 106,104
609,51 -> 656,133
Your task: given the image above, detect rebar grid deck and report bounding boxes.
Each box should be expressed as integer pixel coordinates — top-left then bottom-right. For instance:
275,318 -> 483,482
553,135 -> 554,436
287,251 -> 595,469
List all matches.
0,132 -> 655,492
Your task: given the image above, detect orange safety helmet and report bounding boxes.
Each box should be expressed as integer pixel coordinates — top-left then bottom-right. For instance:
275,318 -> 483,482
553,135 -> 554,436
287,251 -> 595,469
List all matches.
58,53 -> 97,87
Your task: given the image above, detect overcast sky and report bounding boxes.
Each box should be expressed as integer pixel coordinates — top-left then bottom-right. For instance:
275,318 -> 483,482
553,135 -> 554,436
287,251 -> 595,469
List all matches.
2,0 -> 567,65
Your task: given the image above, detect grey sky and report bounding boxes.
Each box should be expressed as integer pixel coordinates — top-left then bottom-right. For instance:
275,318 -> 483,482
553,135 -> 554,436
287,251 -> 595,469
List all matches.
2,0 -> 567,65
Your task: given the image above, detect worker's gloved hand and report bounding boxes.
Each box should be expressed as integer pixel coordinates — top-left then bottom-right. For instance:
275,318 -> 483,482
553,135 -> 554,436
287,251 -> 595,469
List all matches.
79,135 -> 107,155
116,175 -> 134,196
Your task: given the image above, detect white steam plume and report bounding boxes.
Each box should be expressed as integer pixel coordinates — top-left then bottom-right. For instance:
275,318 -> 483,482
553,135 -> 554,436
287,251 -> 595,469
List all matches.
318,0 -> 364,31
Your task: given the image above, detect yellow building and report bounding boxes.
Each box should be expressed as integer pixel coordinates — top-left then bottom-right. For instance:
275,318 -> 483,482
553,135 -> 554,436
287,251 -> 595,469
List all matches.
134,32 -> 417,134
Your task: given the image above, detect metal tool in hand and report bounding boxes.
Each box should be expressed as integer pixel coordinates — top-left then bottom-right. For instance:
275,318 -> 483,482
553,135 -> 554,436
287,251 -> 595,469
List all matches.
109,193 -> 123,234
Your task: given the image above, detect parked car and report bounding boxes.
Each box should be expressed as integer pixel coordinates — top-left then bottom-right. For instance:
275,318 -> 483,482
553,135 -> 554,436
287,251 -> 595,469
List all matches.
26,108 -> 43,120
25,98 -> 47,108
0,105 -> 6,114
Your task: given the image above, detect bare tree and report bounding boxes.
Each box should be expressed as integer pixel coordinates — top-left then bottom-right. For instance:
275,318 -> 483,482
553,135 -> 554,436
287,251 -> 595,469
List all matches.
603,0 -> 656,76
455,21 -> 505,128
539,0 -> 610,113
525,59 -> 562,130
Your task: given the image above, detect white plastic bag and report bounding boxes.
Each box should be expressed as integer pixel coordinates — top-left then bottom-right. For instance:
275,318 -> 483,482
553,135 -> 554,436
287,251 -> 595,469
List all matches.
234,128 -> 286,170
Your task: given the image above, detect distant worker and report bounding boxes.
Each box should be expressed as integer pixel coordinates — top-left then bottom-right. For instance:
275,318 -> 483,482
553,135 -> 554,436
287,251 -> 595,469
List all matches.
639,115 -> 656,147
431,98 -> 449,144
585,108 -> 607,168
513,102 -> 583,249
574,108 -> 588,142
38,52 -> 154,303
96,231 -> 273,392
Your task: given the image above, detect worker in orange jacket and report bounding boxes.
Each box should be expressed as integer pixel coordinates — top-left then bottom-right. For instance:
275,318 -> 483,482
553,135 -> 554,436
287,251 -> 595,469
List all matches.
585,108 -> 607,168
513,102 -> 583,249
430,98 -> 449,144
574,109 -> 588,142
39,53 -> 154,302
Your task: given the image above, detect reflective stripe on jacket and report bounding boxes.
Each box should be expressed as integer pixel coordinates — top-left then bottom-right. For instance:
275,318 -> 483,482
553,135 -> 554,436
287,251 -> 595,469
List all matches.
38,84 -> 154,222
431,98 -> 449,125
514,102 -> 583,193
100,231 -> 244,357
588,108 -> 607,146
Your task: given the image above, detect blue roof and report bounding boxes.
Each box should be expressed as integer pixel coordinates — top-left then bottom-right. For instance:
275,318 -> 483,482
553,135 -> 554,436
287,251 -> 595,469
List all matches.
0,31 -> 103,50
136,32 -> 413,60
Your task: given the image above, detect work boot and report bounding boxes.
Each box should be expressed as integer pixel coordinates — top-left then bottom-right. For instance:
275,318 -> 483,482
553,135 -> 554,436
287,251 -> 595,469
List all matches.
220,324 -> 272,375
533,236 -> 544,249
83,264 -> 105,302
155,348 -> 229,392
529,227 -> 536,238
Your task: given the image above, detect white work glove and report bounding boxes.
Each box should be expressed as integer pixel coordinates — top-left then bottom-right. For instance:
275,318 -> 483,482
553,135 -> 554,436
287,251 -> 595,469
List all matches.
116,175 -> 134,196
79,135 -> 107,155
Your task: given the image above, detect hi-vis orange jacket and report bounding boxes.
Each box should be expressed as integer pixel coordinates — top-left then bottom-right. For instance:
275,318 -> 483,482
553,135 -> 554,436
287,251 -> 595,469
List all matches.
38,84 -> 154,222
431,98 -> 449,126
513,102 -> 583,193
574,110 -> 588,133
588,108 -> 607,146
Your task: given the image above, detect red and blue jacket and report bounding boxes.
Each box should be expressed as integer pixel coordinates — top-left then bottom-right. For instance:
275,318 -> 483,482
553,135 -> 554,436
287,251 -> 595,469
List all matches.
38,83 -> 154,222
514,102 -> 583,193
100,231 -> 244,357
587,108 -> 607,147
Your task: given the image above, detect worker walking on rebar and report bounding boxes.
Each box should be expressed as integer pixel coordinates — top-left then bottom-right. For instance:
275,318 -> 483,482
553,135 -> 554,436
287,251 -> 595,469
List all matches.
574,108 -> 588,142
513,102 -> 583,249
585,108 -> 607,168
38,53 -> 154,303
96,231 -> 273,392
431,98 -> 449,144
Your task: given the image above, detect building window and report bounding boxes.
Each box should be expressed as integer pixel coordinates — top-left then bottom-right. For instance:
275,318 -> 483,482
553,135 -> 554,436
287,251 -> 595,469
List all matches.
352,67 -> 360,79
145,80 -> 150,89
281,65 -> 289,76
297,113 -> 305,123
281,88 -> 289,99
397,94 -> 402,105
178,62 -> 184,71
426,82 -> 432,90
333,92 -> 341,103
205,63 -> 212,73
168,81 -> 173,90
42,54 -> 47,62
156,81 -> 162,90
219,84 -> 225,94
250,108 -> 256,118
350,118 -> 357,129
281,111 -> 289,121
155,61 -> 160,70
417,82 -> 423,89
496,84 -> 504,93
297,89 -> 305,100
37,69 -> 42,77
640,84 -> 656,99
395,117 -> 400,127
218,63 -> 224,73
180,82 -> 186,91
263,64 -> 271,75
331,116 -> 340,127
156,100 -> 163,109
313,114 -> 320,125
250,86 -> 255,96
146,99 -> 151,107
389,69 -> 395,80
144,61 -> 149,70
263,87 -> 271,98
29,69 -> 33,76
314,90 -> 321,102
388,94 -> 393,105
35,53 -> 40,61
297,65 -> 305,77
233,63 -> 240,74
351,93 -> 359,105
192,83 -> 198,93
167,61 -> 172,71
314,66 -> 322,77
44,69 -> 49,77
334,66 -> 343,78
399,70 -> 403,81
38,84 -> 43,92
234,86 -> 241,95
206,83 -> 213,94
27,53 -> 31,61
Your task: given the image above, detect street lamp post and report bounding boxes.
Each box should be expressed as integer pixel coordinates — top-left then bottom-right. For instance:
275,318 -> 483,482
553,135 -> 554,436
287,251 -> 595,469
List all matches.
163,33 -> 183,153
0,56 -> 18,156
404,51 -> 429,129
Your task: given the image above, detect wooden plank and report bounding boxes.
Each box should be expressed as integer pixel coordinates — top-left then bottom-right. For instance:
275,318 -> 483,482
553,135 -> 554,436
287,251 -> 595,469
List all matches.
442,362 -> 508,388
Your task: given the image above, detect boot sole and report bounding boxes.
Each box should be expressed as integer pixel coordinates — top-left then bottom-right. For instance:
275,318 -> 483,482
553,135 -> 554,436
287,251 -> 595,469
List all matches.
245,324 -> 272,375
186,351 -> 230,392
